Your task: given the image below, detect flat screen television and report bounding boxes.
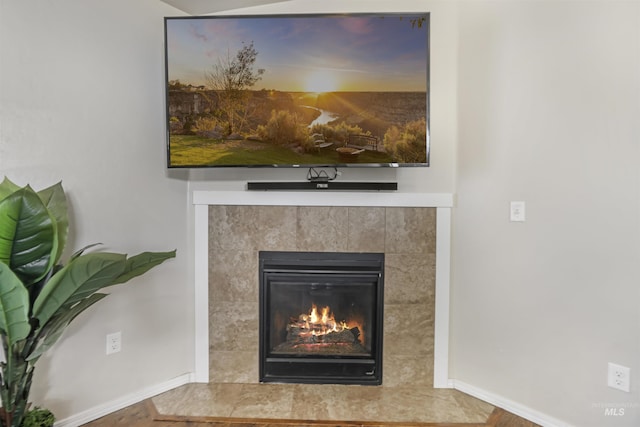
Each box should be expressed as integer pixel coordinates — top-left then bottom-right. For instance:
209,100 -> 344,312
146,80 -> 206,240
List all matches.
164,13 -> 429,169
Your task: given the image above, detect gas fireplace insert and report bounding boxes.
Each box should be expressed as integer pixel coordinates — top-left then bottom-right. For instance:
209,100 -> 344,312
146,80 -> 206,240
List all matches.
259,251 -> 384,385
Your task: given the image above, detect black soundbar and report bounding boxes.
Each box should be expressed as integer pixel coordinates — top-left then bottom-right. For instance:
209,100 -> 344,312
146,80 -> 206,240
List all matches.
247,181 -> 398,191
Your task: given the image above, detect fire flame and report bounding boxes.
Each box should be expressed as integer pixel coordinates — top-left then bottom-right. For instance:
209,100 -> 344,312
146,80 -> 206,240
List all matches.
297,304 -> 354,338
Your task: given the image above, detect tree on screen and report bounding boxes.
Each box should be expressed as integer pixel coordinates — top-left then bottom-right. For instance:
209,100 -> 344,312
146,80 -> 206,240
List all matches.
205,41 -> 265,135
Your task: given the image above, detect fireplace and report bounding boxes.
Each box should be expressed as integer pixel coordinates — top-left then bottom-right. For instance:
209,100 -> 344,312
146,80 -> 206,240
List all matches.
259,251 -> 384,385
199,201 -> 451,388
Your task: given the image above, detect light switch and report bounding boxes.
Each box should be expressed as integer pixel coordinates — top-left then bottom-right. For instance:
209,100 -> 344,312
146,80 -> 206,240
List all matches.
510,201 -> 526,222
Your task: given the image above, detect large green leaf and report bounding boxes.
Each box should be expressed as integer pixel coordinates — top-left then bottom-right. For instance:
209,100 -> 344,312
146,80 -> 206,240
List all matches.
32,253 -> 126,328
27,293 -> 107,363
0,177 -> 20,202
112,250 -> 176,285
37,182 -> 68,265
0,186 -> 58,287
0,263 -> 30,347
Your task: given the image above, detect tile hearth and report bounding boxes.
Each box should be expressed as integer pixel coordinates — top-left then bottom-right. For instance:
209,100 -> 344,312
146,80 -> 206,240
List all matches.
152,382 -> 495,423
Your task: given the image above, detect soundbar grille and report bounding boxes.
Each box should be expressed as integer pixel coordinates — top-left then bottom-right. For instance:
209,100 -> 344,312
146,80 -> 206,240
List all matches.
247,182 -> 398,191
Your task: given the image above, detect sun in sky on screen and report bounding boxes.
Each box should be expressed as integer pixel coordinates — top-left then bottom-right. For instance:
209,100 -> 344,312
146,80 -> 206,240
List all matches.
304,69 -> 340,93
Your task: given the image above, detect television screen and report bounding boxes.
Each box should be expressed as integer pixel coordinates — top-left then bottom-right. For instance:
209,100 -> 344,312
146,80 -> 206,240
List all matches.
164,13 -> 429,168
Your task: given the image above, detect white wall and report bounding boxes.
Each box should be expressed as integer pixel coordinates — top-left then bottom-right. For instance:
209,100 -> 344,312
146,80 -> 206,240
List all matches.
452,1 -> 639,426
0,0 -> 192,421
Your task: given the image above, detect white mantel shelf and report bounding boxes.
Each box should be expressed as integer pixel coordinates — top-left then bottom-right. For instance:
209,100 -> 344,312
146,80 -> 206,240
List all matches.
192,190 -> 455,207
192,190 -> 453,389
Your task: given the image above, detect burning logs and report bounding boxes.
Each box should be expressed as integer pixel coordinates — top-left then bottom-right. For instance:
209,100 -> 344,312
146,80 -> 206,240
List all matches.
272,305 -> 368,355
286,325 -> 361,344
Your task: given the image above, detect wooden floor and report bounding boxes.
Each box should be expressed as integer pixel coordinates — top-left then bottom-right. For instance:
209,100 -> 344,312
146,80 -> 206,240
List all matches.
81,399 -> 541,427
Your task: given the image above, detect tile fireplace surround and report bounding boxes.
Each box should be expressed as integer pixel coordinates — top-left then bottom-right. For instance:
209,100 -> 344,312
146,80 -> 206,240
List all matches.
214,205 -> 428,386
166,190 -> 488,423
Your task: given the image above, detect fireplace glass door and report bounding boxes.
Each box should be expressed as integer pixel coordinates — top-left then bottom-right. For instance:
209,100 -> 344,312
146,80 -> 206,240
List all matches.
259,251 -> 384,385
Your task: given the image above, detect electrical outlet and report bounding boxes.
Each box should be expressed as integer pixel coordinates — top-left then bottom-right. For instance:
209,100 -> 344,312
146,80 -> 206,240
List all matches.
106,332 -> 121,355
608,362 -> 630,392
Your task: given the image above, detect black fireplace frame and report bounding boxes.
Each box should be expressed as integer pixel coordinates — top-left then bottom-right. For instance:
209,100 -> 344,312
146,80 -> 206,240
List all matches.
259,251 -> 384,385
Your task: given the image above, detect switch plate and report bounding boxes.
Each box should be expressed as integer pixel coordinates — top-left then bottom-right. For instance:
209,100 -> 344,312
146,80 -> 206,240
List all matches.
510,201 -> 526,222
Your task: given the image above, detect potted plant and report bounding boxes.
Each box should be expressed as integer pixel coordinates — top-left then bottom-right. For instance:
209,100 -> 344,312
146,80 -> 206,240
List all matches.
0,177 -> 176,427
19,408 -> 53,427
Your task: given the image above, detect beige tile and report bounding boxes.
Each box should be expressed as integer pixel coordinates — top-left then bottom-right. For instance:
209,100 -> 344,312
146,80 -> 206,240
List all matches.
296,206 -> 349,252
289,384 -> 349,420
210,350 -> 258,384
385,207 -> 436,255
153,383 -> 243,417
210,249 -> 258,303
229,383 -> 296,418
209,205 -> 262,253
384,253 -> 435,305
151,384 -> 192,415
210,302 -> 258,352
450,389 -> 496,422
384,303 -> 432,357
292,384 -> 386,422
383,354 -> 433,388
376,387 -> 468,422
152,383 -> 495,424
257,205 -> 298,250
347,207 -> 386,252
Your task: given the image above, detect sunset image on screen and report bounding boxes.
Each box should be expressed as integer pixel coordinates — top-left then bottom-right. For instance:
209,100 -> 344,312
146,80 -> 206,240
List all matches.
165,14 -> 429,168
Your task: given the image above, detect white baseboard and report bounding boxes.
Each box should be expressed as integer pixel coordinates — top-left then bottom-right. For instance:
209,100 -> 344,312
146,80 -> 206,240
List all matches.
451,379 -> 573,427
54,373 -> 193,427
